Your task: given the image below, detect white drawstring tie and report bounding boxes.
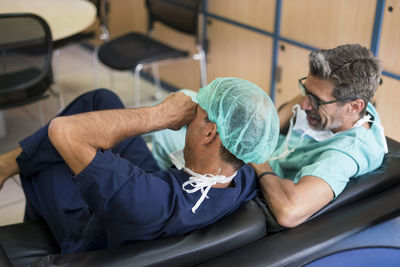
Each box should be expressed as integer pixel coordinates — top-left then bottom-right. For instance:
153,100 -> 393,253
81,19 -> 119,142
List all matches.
182,168 -> 237,213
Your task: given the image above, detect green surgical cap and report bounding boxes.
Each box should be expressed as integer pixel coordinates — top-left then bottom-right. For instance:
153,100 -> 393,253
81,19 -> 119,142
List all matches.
197,77 -> 279,164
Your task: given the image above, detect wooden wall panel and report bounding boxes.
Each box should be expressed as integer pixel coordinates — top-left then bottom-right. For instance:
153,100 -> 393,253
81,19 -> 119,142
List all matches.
206,19 -> 273,94
208,0 -> 275,32
85,0 -> 399,141
378,0 -> 400,74
275,42 -> 310,108
374,76 -> 400,141
108,0 -> 147,38
85,0 -> 146,46
281,0 -> 376,49
152,23 -> 201,90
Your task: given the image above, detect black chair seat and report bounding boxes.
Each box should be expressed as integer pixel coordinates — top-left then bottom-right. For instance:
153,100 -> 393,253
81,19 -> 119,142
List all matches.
98,33 -> 188,70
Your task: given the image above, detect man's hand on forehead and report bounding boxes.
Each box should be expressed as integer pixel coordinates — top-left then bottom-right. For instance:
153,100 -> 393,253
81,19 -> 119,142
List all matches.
158,92 -> 197,131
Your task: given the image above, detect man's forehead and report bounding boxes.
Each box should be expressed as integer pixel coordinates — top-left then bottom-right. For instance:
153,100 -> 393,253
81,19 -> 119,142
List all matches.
306,75 -> 335,98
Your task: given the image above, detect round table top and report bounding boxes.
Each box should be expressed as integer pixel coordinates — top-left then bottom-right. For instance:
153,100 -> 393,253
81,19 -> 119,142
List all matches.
0,0 -> 96,41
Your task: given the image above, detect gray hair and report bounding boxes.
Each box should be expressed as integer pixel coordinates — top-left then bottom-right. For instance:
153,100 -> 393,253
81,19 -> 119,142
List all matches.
308,44 -> 382,115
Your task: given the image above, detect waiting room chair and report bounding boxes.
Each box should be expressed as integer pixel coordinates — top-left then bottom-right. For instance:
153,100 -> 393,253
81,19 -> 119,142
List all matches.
0,13 -> 64,128
97,0 -> 207,107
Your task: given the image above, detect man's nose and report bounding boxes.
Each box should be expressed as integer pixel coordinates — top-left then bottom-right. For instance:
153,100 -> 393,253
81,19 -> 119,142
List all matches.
300,95 -> 312,111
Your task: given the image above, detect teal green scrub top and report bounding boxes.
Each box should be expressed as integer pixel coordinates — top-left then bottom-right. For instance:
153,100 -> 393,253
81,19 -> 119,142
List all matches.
151,127 -> 187,170
150,102 -> 386,198
270,103 -> 386,197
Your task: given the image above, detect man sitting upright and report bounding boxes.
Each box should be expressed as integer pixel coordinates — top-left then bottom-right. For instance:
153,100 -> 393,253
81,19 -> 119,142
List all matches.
252,43 -> 387,228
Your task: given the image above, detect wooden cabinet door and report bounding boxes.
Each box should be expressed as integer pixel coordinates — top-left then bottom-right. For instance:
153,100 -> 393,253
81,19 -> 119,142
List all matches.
206,18 -> 273,94
281,0 -> 375,49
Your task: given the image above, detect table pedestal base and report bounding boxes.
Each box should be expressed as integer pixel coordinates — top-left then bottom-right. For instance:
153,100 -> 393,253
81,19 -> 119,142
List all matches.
0,111 -> 6,138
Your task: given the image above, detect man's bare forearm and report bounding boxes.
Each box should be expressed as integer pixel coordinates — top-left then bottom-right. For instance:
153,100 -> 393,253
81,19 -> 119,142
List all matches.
250,162 -> 333,228
49,107 -> 165,174
251,162 -> 301,226
48,92 -> 196,175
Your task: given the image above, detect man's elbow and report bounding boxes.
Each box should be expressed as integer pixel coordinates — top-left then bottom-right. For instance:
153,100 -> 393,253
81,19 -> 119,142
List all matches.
48,117 -> 70,147
274,205 -> 308,228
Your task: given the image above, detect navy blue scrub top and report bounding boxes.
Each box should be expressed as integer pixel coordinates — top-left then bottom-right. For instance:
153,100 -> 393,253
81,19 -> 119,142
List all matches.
68,149 -> 257,252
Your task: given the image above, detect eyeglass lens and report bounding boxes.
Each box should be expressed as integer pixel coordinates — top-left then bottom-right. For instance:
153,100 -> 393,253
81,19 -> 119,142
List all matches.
299,79 -> 319,109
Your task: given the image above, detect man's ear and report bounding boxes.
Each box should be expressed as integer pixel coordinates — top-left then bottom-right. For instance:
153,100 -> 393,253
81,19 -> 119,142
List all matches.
202,122 -> 218,144
348,99 -> 365,115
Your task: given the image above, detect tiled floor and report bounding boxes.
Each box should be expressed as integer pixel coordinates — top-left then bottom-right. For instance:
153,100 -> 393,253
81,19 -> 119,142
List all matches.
0,43 -> 165,226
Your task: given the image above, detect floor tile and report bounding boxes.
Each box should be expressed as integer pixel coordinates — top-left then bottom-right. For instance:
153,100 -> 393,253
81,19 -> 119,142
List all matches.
0,199 -> 26,227
0,176 -> 25,208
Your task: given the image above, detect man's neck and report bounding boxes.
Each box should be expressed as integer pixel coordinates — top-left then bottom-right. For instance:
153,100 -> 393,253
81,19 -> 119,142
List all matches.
332,113 -> 370,133
184,157 -> 237,188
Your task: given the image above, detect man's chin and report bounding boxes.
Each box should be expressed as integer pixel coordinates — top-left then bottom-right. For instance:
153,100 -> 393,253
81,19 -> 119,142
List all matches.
308,123 -> 324,131
183,146 -> 191,165
306,113 -> 321,127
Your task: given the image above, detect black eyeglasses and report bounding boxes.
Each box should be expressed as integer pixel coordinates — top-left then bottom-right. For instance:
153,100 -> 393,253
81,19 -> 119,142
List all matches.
298,77 -> 346,110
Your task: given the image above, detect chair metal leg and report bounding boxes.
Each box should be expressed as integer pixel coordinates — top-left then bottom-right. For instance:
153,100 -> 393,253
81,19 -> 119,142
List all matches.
194,46 -> 207,87
37,101 -> 44,126
109,69 -> 115,91
152,63 -> 163,101
50,84 -> 65,111
93,45 -> 100,88
52,49 -> 66,111
53,49 -> 61,84
198,49 -> 207,87
134,64 -> 143,107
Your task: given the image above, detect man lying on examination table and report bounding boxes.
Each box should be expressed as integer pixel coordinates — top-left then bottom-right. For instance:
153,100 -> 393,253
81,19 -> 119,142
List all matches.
0,77 -> 279,253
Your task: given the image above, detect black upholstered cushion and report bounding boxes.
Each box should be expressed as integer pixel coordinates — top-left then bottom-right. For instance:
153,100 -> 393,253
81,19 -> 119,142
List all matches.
1,138 -> 399,267
198,185 -> 400,267
0,200 -> 265,267
32,200 -> 265,267
0,221 -> 59,267
0,244 -> 12,267
256,137 -> 400,234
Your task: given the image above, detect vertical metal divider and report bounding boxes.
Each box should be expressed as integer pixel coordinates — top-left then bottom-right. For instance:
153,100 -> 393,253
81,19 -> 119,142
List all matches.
370,0 -> 386,57
202,0 -> 208,86
370,0 -> 400,80
268,0 -> 282,102
203,0 -> 208,52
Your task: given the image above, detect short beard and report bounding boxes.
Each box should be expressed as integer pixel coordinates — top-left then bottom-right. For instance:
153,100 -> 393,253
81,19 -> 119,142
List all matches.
307,107 -> 343,132
327,118 -> 343,131
183,145 -> 193,169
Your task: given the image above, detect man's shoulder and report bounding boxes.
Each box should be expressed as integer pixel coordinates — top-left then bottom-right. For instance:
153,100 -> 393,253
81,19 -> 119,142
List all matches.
320,130 -> 384,176
236,165 -> 257,181
153,167 -> 188,182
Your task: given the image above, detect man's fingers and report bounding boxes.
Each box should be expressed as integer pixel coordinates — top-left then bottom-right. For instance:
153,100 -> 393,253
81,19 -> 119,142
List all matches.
160,92 -> 197,130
